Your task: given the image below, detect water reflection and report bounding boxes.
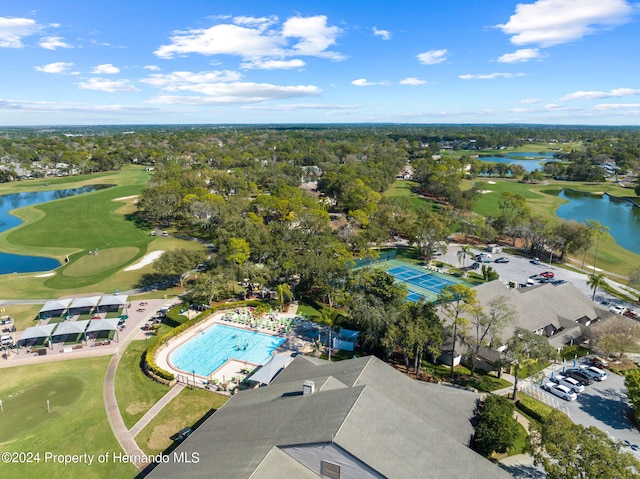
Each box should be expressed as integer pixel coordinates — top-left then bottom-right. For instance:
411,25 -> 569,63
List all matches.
556,189 -> 640,255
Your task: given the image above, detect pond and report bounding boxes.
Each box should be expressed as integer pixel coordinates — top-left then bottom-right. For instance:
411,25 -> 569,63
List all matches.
0,185 -> 111,274
555,189 -> 640,255
478,151 -> 557,172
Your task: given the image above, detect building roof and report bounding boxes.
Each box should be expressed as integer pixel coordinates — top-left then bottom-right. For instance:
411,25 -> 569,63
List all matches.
39,298 -> 73,314
19,323 -> 57,342
51,320 -> 89,337
149,355 -> 511,479
472,281 -> 605,344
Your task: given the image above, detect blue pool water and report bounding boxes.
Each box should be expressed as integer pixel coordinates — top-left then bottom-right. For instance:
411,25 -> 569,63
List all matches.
170,324 -> 286,376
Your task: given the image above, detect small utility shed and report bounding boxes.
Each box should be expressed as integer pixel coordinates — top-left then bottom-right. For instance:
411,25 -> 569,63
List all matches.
38,298 -> 73,318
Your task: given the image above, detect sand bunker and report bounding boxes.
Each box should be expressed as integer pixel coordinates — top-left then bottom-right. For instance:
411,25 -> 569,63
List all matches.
124,251 -> 164,271
113,195 -> 139,202
34,272 -> 55,277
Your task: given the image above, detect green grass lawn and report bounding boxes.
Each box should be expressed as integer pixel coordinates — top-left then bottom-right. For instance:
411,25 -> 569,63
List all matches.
115,340 -> 170,429
0,167 -> 207,298
0,357 -> 137,479
135,387 -> 228,456
467,178 -> 640,277
1,303 -> 42,331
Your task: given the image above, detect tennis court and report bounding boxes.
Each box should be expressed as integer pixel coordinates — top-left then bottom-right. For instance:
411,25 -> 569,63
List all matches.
379,259 -> 472,302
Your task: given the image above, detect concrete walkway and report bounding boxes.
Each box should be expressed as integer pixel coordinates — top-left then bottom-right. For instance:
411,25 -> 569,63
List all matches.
129,383 -> 185,437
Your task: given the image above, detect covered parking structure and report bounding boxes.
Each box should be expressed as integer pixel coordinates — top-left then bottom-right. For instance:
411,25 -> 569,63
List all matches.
97,294 -> 128,313
38,298 -> 73,319
18,323 -> 57,350
51,320 -> 90,345
86,318 -> 120,343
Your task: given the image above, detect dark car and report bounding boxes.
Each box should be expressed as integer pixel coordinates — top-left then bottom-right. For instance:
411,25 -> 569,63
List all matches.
470,262 -> 480,270
494,257 -> 509,263
564,368 -> 594,386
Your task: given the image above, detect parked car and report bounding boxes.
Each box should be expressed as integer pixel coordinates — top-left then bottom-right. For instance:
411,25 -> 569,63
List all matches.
494,257 -> 509,263
540,271 -> 555,278
541,381 -> 577,401
564,368 -> 594,386
609,305 -> 627,315
549,374 -> 585,393
624,309 -> 639,320
580,365 -> 608,381
470,262 -> 480,270
475,253 -> 492,261
530,257 -> 541,265
550,279 -> 567,285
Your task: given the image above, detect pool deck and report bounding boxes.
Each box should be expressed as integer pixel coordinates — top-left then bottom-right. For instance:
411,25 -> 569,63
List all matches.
155,304 -> 317,389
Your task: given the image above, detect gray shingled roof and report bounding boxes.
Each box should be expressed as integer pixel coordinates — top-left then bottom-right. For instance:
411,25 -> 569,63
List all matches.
149,355 -> 511,479
472,281 -> 604,344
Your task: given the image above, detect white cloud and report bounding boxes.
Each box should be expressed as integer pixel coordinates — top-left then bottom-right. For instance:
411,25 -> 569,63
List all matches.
373,27 -> 391,40
497,48 -> 544,63
593,103 -> 640,111
92,63 -> 120,74
154,14 -> 343,61
399,77 -> 428,85
518,98 -> 541,104
496,0 -> 636,47
144,65 -> 161,71
148,82 -> 321,105
140,70 -> 243,89
243,103 -> 360,111
560,87 -> 640,100
282,15 -> 343,59
39,36 -> 72,50
459,72 -> 525,80
416,49 -> 447,65
352,78 -> 383,86
241,59 -> 305,70
0,17 -> 42,48
34,62 -> 74,74
0,98 -> 156,114
78,78 -> 140,92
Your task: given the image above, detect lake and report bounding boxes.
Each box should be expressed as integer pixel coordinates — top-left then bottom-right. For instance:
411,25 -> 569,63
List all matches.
478,151 -> 557,172
555,189 -> 640,255
0,185 -> 110,274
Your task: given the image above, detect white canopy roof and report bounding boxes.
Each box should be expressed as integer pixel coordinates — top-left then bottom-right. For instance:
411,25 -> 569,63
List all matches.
19,323 -> 57,342
248,354 -> 295,385
39,298 -> 73,314
51,320 -> 90,336
98,294 -> 128,307
69,296 -> 101,309
86,317 -> 120,333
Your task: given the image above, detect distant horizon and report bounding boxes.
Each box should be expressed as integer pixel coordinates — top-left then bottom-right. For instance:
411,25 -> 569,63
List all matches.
2,0 -> 640,125
2,122 -> 640,130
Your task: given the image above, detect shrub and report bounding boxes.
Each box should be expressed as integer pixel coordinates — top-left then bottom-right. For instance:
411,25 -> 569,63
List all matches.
472,394 -> 519,457
143,299 -> 264,382
516,395 -> 554,423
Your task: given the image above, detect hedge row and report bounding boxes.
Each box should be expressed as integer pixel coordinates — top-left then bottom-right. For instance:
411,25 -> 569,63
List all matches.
516,395 -> 554,423
143,299 -> 264,382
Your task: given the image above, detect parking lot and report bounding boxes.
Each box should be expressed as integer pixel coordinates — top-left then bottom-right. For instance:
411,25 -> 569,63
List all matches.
439,243 -> 633,311
523,361 -> 640,458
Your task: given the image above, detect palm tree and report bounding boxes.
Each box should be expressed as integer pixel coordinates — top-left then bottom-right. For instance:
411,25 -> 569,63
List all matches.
585,220 -> 610,273
275,283 -> 293,310
457,244 -> 472,268
587,273 -> 607,301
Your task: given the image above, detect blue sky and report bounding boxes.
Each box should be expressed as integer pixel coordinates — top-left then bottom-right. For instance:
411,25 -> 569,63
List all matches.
1,0 -> 639,125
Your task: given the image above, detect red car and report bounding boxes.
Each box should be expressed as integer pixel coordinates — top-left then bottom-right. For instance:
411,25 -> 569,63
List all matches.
540,271 -> 555,278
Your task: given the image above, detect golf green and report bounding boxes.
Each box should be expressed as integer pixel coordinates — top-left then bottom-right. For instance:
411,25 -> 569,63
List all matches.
0,376 -> 83,443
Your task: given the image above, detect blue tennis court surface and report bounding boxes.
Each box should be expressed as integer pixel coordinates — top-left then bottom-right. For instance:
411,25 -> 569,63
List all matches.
378,259 -> 472,302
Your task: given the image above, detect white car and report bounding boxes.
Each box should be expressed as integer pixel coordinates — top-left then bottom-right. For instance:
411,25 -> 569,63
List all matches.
581,365 -> 608,381
541,381 -> 577,401
609,305 -> 627,315
549,374 -> 585,393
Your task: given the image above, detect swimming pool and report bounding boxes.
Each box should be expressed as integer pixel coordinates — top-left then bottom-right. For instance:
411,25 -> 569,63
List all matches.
170,324 -> 286,377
